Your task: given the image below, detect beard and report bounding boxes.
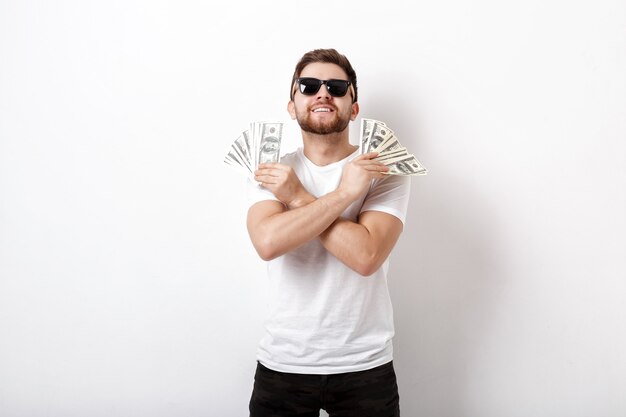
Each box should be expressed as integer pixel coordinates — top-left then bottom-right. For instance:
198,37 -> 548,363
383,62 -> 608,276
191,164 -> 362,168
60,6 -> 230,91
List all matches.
295,105 -> 351,135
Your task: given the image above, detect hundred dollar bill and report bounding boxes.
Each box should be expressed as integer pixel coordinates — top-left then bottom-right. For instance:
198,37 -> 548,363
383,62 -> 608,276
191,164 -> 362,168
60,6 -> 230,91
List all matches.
366,121 -> 394,153
224,147 -> 249,173
250,122 -> 259,165
223,121 -> 284,178
373,136 -> 405,155
358,118 -> 428,176
384,154 -> 428,176
373,140 -> 398,155
374,147 -> 408,163
241,130 -> 252,167
255,121 -> 283,169
232,131 -> 253,173
359,118 -> 380,154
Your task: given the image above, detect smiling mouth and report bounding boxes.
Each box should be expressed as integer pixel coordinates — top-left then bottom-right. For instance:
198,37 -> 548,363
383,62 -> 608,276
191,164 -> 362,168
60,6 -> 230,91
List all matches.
312,107 -> 333,113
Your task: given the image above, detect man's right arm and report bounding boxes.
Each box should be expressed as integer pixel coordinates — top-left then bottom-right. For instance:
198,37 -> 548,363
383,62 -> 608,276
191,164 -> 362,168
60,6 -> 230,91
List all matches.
246,188 -> 353,261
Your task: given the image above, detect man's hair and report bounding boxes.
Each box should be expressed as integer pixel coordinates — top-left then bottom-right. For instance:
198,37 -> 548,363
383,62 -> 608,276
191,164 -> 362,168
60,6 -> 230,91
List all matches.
289,48 -> 358,103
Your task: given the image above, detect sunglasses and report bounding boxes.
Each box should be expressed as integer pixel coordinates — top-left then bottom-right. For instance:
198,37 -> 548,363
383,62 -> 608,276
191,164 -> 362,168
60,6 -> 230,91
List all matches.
295,77 -> 352,99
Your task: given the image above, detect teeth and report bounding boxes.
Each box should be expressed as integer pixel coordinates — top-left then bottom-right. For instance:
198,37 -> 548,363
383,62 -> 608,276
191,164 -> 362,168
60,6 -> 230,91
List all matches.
313,108 -> 331,112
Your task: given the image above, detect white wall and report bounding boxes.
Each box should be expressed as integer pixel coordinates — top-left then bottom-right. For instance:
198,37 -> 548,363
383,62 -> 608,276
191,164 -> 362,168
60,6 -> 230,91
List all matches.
1,1 -> 625,416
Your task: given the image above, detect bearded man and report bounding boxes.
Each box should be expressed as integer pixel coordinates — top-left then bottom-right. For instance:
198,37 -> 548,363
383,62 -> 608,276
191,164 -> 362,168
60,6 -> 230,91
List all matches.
246,48 -> 411,417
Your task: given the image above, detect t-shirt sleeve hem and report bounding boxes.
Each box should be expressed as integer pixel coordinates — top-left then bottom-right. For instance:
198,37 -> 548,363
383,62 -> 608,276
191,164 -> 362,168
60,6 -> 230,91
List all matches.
359,206 -> 407,224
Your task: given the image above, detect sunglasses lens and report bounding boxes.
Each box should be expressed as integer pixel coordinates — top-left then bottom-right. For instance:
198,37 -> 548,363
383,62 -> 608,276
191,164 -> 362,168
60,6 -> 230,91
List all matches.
298,78 -> 322,95
326,80 -> 350,97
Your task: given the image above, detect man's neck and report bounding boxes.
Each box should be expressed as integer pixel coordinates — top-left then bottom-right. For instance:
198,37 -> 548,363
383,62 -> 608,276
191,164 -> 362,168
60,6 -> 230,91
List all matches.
301,131 -> 357,166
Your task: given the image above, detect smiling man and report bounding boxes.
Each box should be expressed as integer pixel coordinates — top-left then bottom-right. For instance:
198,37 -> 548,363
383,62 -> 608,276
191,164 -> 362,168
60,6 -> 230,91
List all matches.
246,48 -> 411,417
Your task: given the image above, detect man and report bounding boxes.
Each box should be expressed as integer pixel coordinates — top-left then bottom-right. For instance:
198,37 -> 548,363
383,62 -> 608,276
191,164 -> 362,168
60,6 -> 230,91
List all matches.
247,48 -> 410,417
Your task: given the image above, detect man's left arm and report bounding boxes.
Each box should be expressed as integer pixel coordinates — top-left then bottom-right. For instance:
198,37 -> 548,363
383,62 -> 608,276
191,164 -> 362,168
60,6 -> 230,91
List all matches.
318,211 -> 403,277
257,159 -> 410,276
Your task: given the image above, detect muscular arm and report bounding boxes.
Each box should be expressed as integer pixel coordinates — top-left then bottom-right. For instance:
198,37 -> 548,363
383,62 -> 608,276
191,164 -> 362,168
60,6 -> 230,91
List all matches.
246,187 -> 354,261
319,211 -> 403,276
247,153 -> 403,275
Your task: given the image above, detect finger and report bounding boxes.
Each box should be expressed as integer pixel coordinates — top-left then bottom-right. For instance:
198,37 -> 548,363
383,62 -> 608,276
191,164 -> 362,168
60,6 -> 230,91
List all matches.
258,162 -> 289,170
358,160 -> 389,172
256,165 -> 292,177
254,168 -> 280,178
373,164 -> 390,171
254,174 -> 278,184
365,165 -> 389,173
353,154 -> 372,162
353,159 -> 383,168
352,152 -> 378,162
356,159 -> 388,169
369,164 -> 390,175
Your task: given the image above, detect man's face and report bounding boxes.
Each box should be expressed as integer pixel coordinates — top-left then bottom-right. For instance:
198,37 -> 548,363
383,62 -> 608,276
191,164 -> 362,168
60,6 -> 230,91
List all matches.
288,62 -> 358,135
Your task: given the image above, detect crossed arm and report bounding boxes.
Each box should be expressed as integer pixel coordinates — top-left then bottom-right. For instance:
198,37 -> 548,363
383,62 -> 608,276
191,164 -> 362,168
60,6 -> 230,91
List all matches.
246,153 -> 403,276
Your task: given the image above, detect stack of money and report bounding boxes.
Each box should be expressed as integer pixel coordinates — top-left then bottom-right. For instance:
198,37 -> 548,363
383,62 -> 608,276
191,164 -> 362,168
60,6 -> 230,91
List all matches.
224,121 -> 284,175
224,118 -> 427,177
359,118 -> 428,176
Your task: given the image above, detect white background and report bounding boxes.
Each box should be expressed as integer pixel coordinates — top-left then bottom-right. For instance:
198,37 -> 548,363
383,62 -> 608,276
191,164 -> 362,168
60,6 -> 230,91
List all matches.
1,1 -> 625,416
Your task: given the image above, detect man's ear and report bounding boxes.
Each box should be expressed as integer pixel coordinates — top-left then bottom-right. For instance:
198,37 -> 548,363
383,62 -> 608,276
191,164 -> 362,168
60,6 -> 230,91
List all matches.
287,100 -> 296,120
350,102 -> 360,121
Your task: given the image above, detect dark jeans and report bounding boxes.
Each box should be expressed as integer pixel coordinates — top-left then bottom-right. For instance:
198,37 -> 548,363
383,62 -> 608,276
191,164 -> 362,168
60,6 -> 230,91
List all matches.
249,361 -> 400,417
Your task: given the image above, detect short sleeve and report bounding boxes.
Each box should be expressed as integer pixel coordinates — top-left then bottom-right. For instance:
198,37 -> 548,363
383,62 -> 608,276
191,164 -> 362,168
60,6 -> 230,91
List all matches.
246,177 -> 279,207
360,175 -> 411,224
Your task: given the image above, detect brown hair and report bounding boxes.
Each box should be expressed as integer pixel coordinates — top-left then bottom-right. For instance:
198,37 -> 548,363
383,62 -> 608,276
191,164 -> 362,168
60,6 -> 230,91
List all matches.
289,48 -> 358,103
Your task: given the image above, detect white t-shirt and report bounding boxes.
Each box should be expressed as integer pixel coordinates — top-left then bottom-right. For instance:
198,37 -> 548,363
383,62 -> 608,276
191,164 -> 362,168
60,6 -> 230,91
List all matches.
247,147 -> 411,374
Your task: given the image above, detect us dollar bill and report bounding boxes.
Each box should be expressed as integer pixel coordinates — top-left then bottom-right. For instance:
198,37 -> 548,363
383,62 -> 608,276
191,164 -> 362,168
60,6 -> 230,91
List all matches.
385,154 -> 428,176
223,121 -> 284,177
255,121 -> 283,169
224,147 -> 249,172
359,118 -> 428,176
367,121 -> 394,153
374,136 -> 404,155
360,118 -> 381,154
232,131 -> 253,173
374,147 -> 408,163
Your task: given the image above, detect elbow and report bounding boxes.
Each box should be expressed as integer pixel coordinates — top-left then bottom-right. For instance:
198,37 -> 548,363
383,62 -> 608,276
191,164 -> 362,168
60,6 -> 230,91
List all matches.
253,235 -> 282,261
257,248 -> 278,262
355,264 -> 379,277
353,253 -> 384,277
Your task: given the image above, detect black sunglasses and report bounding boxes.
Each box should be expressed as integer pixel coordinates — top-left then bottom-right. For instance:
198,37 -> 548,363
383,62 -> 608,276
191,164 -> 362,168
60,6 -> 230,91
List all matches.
295,77 -> 352,99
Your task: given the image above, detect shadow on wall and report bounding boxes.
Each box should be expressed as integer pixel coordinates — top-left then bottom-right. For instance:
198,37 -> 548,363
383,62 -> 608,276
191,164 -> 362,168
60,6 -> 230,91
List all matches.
390,171 -> 504,414
377,103 -> 505,415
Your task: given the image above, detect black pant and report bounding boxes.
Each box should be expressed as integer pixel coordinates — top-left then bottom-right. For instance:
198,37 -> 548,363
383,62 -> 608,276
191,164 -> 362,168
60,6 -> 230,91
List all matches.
249,361 -> 400,417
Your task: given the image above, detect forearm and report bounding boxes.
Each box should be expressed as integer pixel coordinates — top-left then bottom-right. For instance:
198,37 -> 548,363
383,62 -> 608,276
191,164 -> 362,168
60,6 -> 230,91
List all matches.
319,212 -> 403,276
319,218 -> 379,276
248,189 -> 354,260
249,153 -> 394,263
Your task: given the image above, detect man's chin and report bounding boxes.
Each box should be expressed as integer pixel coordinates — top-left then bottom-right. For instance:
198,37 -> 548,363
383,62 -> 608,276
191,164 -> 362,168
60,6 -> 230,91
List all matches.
298,119 -> 349,135
302,126 -> 338,135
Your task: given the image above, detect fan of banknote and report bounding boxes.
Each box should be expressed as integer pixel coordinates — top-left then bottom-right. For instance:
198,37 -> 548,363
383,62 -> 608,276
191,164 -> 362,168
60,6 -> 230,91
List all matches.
223,121 -> 284,175
359,118 -> 428,176
224,118 -> 427,177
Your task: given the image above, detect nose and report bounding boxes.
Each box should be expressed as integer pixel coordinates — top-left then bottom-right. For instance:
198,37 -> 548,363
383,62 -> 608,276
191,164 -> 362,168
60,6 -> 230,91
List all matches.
316,81 -> 332,100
